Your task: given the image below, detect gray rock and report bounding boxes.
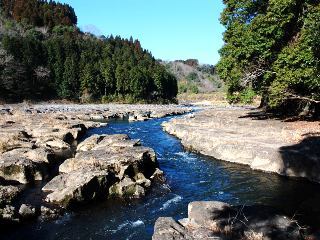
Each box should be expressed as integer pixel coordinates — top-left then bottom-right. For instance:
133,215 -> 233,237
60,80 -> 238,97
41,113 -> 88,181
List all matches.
0,185 -> 21,206
19,204 -> 36,219
188,201 -> 231,227
42,169 -> 114,207
0,205 -> 19,223
40,206 -> 62,220
152,217 -> 193,240
162,108 -> 320,183
109,176 -> 145,198
36,137 -> 73,160
0,155 -> 45,184
153,201 -> 303,240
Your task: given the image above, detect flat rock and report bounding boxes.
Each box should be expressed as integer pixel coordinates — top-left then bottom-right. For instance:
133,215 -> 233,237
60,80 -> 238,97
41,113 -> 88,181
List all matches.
0,155 -> 46,184
163,108 -> 320,183
42,169 -> 114,207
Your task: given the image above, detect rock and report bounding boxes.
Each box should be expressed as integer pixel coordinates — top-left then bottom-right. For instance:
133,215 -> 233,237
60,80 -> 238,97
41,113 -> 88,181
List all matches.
0,155 -> 46,184
40,206 -> 62,220
0,185 -> 21,206
153,201 -> 304,240
2,147 -> 55,165
36,137 -> 73,160
76,134 -> 107,152
109,176 -> 145,198
42,169 -> 114,207
152,217 -> 193,240
188,201 -> 232,227
0,205 -> 19,224
150,168 -> 165,183
0,131 -> 34,154
60,146 -> 157,180
134,173 -> 151,188
163,108 -> 320,183
19,204 -> 36,219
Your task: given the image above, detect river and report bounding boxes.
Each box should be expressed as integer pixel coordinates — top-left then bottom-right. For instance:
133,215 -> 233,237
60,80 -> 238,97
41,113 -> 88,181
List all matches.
3,115 -> 320,239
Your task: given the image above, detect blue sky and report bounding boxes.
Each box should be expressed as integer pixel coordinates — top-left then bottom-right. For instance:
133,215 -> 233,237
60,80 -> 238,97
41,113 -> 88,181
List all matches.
59,0 -> 225,65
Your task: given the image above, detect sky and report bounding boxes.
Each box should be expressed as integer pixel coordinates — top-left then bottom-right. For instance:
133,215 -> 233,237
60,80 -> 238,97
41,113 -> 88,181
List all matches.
59,0 -> 225,65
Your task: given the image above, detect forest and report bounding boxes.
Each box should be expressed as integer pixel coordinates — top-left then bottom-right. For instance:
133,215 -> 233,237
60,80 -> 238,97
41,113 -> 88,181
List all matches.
217,0 -> 320,117
0,0 -> 178,103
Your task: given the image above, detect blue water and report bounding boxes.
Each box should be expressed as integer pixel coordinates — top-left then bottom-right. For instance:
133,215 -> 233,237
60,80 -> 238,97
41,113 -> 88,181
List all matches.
3,116 -> 320,239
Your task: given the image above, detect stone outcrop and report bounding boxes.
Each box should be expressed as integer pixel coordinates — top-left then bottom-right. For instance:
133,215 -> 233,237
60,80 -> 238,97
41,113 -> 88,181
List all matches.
42,169 -> 114,207
163,108 -> 320,183
153,201 -> 303,240
42,134 -> 163,207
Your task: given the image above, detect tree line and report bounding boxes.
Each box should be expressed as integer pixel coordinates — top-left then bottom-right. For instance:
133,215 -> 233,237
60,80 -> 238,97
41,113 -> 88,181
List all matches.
217,0 -> 320,117
0,0 -> 178,103
1,0 -> 77,28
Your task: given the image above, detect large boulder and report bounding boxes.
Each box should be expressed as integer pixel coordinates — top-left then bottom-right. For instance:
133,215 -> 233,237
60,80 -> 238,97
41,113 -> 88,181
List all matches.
42,169 -> 114,207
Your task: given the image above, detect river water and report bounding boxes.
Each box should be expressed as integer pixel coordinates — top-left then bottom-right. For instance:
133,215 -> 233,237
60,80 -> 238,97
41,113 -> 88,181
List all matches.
3,115 -> 320,239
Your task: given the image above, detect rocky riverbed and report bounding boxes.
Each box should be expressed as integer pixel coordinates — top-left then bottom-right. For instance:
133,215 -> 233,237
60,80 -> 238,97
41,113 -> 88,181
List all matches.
0,103 -> 190,225
163,107 -> 320,183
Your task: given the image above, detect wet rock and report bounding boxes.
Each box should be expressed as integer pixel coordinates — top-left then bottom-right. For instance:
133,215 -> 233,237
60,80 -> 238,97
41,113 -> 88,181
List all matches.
19,204 -> 36,219
42,169 -> 114,207
0,185 -> 21,206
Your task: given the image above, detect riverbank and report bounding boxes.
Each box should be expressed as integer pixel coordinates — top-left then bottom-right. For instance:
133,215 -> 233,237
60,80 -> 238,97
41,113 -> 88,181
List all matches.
163,106 -> 320,183
0,103 -> 191,224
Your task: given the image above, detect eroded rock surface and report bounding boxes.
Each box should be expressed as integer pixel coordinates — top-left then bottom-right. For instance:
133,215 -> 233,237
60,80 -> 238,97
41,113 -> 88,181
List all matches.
0,103 -> 185,222
163,108 -> 320,183
153,201 -> 303,240
42,133 -> 163,207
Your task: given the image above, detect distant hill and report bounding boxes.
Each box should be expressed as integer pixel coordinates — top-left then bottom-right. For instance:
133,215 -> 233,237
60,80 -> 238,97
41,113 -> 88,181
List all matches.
161,59 -> 224,94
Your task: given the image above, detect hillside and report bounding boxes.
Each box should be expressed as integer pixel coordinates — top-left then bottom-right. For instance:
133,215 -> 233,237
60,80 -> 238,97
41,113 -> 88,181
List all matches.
161,60 -> 223,94
0,0 -> 177,103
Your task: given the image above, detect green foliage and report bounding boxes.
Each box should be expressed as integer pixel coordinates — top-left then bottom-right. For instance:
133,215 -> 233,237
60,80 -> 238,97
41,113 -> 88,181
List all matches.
217,0 -> 320,113
1,0 -> 77,28
0,5 -> 178,103
178,81 -> 199,94
186,72 -> 198,82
